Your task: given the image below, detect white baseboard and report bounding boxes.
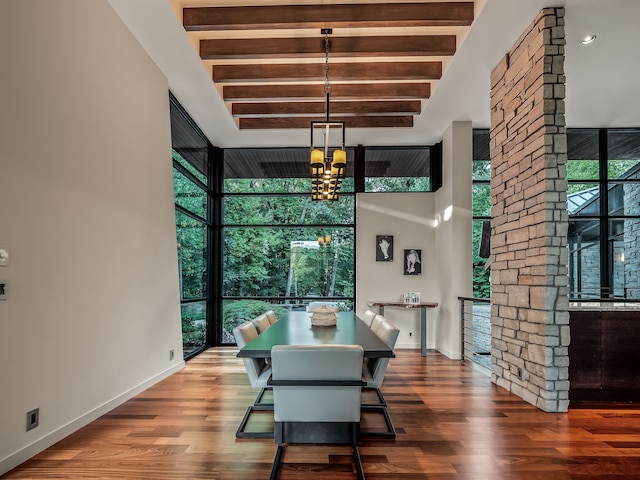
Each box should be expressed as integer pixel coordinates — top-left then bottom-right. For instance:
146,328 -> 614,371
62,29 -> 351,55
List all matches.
0,362 -> 185,476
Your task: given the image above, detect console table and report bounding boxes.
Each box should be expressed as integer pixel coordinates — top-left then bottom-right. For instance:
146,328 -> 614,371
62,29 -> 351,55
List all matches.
367,301 -> 438,357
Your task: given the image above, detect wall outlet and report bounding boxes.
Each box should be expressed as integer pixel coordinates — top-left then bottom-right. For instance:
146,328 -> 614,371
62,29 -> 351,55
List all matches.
408,331 -> 413,337
26,408 -> 39,431
169,349 -> 174,361
517,368 -> 524,381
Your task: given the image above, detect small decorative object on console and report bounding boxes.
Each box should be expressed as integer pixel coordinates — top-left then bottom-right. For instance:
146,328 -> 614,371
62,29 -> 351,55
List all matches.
403,292 -> 421,304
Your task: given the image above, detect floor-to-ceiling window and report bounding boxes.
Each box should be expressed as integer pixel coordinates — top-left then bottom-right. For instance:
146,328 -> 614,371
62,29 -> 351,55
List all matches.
170,94 -> 213,358
219,145 -> 439,343
472,127 -> 640,301
221,147 -> 355,342
567,129 -> 640,299
472,130 -> 491,298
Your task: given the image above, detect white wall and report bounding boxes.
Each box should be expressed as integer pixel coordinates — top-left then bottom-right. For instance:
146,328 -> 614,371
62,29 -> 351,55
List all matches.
355,193 -> 440,349
0,1 -> 184,474
355,122 -> 473,356
434,122 -> 473,358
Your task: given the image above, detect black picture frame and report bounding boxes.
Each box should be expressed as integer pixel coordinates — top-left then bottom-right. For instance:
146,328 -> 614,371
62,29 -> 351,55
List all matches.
376,235 -> 393,261
404,249 -> 422,275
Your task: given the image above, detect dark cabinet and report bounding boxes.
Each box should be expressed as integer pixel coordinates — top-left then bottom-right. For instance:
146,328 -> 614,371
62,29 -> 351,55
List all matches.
569,310 -> 640,401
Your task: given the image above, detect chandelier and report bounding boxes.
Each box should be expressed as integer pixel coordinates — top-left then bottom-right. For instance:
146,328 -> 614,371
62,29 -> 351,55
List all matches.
310,28 -> 346,201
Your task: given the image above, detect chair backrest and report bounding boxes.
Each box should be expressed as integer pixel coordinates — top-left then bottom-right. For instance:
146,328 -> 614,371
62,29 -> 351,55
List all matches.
360,309 -> 377,327
233,321 -> 269,388
271,344 -> 363,423
368,319 -> 400,387
252,313 -> 271,333
370,314 -> 385,334
376,319 -> 400,348
233,321 -> 259,348
265,310 -> 278,325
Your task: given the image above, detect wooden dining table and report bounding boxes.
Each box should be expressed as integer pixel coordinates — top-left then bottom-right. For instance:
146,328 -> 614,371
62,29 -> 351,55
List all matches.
237,311 -> 395,359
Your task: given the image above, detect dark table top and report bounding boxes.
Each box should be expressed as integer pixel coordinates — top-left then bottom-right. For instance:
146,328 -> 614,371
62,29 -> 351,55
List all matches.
237,311 -> 395,359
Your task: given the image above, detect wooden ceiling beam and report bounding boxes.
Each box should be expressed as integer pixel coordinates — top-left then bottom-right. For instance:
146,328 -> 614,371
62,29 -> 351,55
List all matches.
200,35 -> 456,60
232,100 -> 422,116
213,62 -> 442,83
239,115 -> 414,129
184,3 -> 474,31
224,83 -> 430,101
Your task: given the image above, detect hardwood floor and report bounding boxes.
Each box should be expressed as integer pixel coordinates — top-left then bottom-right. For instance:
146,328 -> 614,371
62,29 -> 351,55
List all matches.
4,348 -> 640,479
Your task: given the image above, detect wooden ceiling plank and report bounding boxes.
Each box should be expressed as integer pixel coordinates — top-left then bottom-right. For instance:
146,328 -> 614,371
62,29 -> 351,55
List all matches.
214,62 -> 442,82
184,3 -> 474,31
239,116 -> 414,129
232,100 -> 422,116
200,35 -> 456,60
224,83 -> 430,101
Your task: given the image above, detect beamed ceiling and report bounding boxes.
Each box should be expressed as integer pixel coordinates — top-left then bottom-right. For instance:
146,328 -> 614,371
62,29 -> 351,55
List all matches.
178,2 -> 475,130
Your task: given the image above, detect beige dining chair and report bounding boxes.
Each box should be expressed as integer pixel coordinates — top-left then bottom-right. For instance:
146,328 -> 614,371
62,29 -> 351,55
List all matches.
252,313 -> 271,333
362,318 -> 399,438
233,321 -> 273,438
265,310 -> 277,325
269,344 -> 366,480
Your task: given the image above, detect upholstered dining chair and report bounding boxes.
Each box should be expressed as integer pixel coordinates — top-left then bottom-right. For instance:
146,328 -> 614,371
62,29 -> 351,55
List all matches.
360,309 -> 377,327
252,313 -> 271,333
265,310 -> 278,325
233,321 -> 273,438
369,314 -> 385,335
362,318 -> 399,438
269,344 -> 366,480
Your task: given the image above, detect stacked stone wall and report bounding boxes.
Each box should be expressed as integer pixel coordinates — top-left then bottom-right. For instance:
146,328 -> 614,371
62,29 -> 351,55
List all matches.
489,8 -> 569,412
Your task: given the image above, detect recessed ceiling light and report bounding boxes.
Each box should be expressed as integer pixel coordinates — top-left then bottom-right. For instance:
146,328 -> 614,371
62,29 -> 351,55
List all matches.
581,34 -> 597,45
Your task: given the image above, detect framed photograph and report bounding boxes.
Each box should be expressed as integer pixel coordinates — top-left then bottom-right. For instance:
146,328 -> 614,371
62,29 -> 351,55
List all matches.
404,249 -> 422,275
376,235 -> 393,262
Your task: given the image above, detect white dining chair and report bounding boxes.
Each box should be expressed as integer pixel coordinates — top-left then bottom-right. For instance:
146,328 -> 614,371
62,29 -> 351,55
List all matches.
269,344 -> 366,480
360,309 -> 377,327
362,318 -> 399,438
369,314 -> 385,334
233,321 -> 273,438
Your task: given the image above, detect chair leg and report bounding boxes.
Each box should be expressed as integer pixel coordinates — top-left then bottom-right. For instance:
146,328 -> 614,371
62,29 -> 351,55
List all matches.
362,386 -> 386,406
361,404 -> 396,439
269,445 -> 283,480
254,387 -> 274,407
352,445 -> 365,480
235,404 -> 274,438
361,386 -> 395,438
235,389 -> 274,438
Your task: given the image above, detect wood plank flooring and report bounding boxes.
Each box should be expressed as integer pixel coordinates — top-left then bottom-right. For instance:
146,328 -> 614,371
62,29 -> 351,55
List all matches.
4,348 -> 640,479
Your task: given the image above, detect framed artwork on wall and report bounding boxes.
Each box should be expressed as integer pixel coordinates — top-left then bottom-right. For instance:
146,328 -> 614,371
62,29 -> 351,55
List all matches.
404,249 -> 422,275
376,235 -> 393,262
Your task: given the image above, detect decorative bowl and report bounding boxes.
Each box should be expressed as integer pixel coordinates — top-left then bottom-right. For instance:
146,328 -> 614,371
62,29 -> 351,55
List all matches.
310,304 -> 338,326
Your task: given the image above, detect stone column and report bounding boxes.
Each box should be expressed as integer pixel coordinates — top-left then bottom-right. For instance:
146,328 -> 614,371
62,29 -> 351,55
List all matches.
489,8 -> 569,412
